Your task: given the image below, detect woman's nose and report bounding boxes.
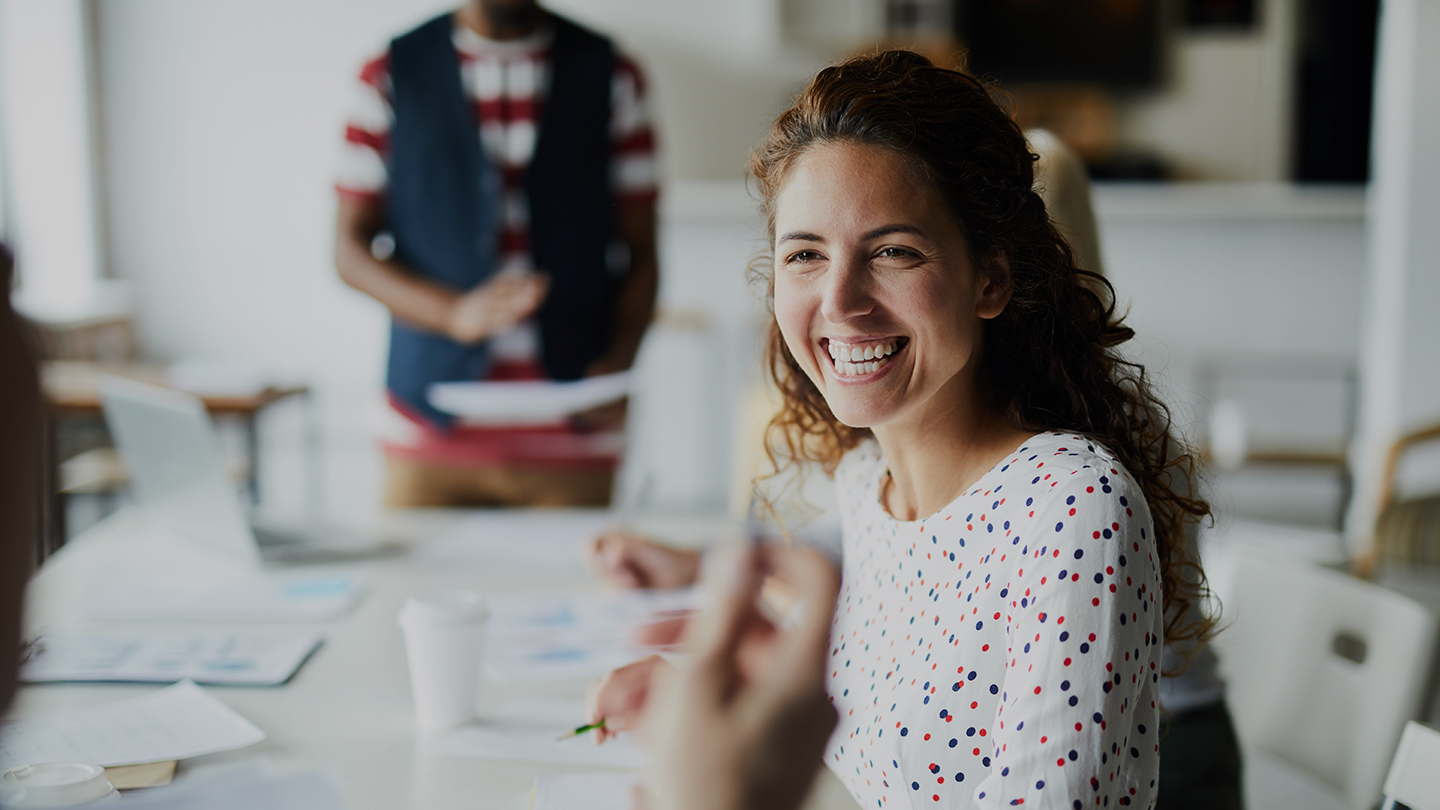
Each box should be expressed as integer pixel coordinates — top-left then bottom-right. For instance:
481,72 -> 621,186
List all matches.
820,258 -> 874,323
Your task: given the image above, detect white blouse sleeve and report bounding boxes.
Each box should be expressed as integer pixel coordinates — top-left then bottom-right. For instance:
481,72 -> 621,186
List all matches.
972,465 -> 1162,809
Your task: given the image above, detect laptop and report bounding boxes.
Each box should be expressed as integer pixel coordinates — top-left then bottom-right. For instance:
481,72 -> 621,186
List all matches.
99,376 -> 398,564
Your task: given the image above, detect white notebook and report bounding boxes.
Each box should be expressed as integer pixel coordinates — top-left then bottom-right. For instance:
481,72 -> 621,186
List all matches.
21,630 -> 323,686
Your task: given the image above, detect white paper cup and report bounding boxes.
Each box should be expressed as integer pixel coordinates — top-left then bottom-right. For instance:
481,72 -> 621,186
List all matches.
398,590 -> 488,733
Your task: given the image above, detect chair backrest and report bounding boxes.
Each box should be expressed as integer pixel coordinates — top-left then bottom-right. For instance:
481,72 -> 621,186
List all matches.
1382,721 -> 1440,810
1213,548 -> 1439,810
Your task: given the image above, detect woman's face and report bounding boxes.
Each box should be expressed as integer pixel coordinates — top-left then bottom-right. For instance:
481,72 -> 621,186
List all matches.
772,142 -> 1010,431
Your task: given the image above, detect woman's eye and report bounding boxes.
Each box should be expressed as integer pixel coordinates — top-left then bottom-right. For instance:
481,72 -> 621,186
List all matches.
785,250 -> 822,265
877,246 -> 917,260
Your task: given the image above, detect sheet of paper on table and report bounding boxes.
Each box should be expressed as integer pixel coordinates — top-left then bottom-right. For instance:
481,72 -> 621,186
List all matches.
435,698 -> 644,769
21,630 -> 323,686
483,588 -> 701,683
0,680 -> 265,768
84,573 -> 366,622
533,772 -> 645,810
414,509 -> 613,568
105,760 -> 345,810
427,371 -> 631,425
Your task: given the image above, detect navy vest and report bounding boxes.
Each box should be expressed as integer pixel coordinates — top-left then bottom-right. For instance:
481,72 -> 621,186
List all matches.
385,12 -> 619,427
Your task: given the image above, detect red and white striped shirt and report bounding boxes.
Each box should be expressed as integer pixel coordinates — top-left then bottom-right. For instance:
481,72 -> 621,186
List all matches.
336,21 -> 658,364
339,20 -> 655,466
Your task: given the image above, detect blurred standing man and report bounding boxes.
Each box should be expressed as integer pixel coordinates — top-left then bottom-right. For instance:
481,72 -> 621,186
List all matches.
334,0 -> 659,507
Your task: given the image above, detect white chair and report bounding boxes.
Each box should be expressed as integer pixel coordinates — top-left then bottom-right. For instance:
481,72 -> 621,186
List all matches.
1211,547 -> 1439,810
1381,721 -> 1440,810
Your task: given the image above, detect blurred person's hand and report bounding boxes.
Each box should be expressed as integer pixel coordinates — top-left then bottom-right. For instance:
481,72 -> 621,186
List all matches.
570,348 -> 640,432
643,543 -> 839,810
446,270 -> 549,345
588,533 -> 701,590
570,396 -> 628,433
585,654 -> 671,744
635,611 -> 691,648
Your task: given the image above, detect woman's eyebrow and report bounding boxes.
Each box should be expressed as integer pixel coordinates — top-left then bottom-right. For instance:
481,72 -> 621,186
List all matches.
862,224 -> 925,240
778,224 -> 925,243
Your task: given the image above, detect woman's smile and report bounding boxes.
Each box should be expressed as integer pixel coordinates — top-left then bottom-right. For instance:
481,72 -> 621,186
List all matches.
821,336 -> 909,380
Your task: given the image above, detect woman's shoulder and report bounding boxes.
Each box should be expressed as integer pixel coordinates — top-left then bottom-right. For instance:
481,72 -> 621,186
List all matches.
1000,431 -> 1143,503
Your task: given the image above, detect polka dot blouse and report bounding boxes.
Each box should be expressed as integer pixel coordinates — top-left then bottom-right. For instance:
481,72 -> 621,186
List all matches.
824,432 -> 1162,809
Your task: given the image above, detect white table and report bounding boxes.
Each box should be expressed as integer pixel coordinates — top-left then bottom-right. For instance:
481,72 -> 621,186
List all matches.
10,508 -> 861,810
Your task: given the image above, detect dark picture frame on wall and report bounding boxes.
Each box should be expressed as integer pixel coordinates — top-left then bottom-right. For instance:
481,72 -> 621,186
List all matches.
955,0 -> 1163,89
1185,0 -> 1258,30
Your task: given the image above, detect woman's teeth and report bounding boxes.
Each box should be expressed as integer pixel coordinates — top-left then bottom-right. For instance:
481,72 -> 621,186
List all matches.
827,339 -> 901,377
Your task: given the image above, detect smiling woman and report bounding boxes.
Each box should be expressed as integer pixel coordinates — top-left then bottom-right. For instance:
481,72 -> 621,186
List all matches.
746,51 -> 1213,809
585,51 -> 1217,810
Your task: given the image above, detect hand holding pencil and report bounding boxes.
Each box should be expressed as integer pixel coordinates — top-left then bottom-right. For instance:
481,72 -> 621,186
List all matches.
643,542 -> 840,810
583,654 -> 669,744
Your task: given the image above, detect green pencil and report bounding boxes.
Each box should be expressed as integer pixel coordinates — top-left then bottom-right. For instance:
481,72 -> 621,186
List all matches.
556,719 -> 606,740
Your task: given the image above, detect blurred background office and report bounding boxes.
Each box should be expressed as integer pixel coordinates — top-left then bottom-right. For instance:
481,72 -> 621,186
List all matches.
2,1 -> 1439,804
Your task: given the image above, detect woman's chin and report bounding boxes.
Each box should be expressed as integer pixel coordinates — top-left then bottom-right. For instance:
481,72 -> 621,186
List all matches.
824,400 -> 889,431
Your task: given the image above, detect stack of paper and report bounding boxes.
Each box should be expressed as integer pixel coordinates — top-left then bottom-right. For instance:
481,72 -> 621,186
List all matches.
533,772 -> 644,810
20,631 -> 323,686
484,588 -> 700,683
106,761 -> 345,810
436,698 -> 643,769
427,371 -> 631,425
84,573 -> 367,622
414,510 -> 612,568
0,680 -> 265,768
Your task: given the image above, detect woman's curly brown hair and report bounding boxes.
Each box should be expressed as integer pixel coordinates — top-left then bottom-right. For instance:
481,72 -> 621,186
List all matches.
748,50 -> 1213,650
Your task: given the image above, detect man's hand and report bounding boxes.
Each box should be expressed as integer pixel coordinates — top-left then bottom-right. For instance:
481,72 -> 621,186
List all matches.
446,271 -> 550,345
644,543 -> 840,810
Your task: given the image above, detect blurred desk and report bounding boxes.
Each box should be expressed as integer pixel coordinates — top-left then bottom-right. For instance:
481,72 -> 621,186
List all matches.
40,361 -> 315,555
43,361 -> 309,417
10,508 -> 861,810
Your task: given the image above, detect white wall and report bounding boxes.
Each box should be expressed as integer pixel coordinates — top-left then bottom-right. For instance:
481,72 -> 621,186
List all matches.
0,0 -> 105,309
1117,0 -> 1298,181
87,1 -> 1369,518
1346,0 -> 1440,551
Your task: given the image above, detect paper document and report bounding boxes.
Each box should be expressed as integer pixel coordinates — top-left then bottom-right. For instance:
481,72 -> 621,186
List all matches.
103,761 -> 345,810
85,573 -> 366,622
484,588 -> 701,683
534,772 -> 644,810
415,509 -> 612,568
436,698 -> 643,769
21,631 -> 323,686
0,680 -> 265,768
427,371 -> 631,425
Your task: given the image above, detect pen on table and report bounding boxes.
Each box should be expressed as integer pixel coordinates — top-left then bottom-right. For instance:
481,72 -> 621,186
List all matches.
557,719 -> 605,740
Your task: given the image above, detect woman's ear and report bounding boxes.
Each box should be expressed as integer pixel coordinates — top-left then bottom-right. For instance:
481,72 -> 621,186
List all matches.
975,252 -> 1014,320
